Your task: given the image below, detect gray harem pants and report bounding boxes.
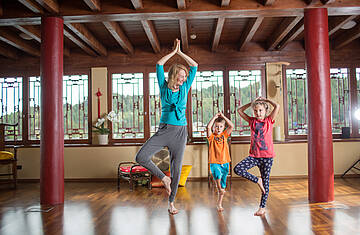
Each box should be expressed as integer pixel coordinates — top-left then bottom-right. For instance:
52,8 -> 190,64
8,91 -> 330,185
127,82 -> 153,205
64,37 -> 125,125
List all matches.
135,123 -> 187,202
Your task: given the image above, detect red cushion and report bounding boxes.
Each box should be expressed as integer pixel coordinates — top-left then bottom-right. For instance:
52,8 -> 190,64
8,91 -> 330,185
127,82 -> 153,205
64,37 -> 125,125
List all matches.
120,166 -> 148,173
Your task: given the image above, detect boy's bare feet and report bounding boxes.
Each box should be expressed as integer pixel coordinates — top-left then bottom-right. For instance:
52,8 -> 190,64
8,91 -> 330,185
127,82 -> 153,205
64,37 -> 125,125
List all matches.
168,202 -> 178,215
216,188 -> 225,211
254,207 -> 266,216
162,176 -> 172,196
257,178 -> 265,194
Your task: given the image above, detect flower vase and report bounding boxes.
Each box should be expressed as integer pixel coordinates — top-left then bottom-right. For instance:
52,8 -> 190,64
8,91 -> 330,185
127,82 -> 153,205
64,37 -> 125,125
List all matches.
98,134 -> 109,145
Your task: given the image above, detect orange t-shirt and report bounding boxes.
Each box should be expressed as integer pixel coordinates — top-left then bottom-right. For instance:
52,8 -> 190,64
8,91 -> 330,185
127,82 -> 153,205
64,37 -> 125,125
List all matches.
207,131 -> 231,164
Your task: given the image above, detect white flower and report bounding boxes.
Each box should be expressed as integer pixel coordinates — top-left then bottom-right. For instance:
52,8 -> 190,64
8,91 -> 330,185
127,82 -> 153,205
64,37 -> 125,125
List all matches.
107,110 -> 121,122
95,118 -> 105,127
107,110 -> 118,122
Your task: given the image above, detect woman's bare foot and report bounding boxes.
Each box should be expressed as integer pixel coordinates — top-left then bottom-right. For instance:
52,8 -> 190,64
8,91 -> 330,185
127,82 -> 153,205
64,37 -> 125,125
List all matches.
162,176 -> 172,196
254,207 -> 266,216
168,202 -> 179,215
257,178 -> 265,194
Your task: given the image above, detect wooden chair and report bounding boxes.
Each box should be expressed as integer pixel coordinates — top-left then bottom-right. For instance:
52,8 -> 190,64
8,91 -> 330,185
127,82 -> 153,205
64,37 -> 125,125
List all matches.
208,137 -> 232,190
341,157 -> 360,177
0,123 -> 18,188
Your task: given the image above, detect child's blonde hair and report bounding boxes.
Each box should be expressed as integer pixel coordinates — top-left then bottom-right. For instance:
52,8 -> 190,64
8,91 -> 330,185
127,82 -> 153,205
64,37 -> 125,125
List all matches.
167,64 -> 188,89
251,100 -> 269,113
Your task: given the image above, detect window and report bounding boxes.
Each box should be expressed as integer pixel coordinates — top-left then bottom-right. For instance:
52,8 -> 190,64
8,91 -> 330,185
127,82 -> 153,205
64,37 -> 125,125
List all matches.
330,68 -> 350,134
229,70 -> 262,137
63,75 -> 89,140
285,69 -> 308,136
0,76 -> 22,140
191,71 -> 224,138
28,76 -> 41,140
112,73 -> 144,139
284,67 -> 358,138
356,68 -> 360,134
149,72 -> 167,136
27,75 -> 90,141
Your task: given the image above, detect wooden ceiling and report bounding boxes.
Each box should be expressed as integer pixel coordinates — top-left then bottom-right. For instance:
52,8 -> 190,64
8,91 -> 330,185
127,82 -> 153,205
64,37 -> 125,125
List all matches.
0,0 -> 359,60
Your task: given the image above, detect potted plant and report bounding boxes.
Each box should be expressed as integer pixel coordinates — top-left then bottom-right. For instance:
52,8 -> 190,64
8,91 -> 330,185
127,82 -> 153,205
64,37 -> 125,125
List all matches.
93,111 -> 119,145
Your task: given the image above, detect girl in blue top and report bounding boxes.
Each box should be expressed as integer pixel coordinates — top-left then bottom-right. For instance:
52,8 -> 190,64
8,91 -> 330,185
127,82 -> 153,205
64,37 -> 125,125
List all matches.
136,39 -> 198,215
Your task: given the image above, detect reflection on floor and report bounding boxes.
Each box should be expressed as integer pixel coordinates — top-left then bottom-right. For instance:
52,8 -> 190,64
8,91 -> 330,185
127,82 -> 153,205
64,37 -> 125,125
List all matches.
0,178 -> 359,235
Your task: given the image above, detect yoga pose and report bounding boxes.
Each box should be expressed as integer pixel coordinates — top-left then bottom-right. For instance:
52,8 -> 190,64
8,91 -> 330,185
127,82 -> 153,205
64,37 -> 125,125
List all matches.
135,39 -> 198,215
207,112 -> 234,211
233,97 -> 280,216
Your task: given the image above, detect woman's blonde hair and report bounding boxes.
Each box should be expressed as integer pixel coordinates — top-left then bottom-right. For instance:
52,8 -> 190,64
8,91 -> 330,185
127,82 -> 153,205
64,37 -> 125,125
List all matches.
167,64 -> 188,89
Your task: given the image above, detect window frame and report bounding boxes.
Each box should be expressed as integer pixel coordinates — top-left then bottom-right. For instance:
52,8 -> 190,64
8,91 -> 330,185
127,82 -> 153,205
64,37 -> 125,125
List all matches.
108,66 -> 152,144
188,66 -> 226,142
225,65 -> 266,142
283,64 -> 360,140
0,69 -> 91,145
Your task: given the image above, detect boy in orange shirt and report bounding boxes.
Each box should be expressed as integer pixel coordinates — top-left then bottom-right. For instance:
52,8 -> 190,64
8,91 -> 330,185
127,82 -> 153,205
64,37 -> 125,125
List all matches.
206,112 -> 234,211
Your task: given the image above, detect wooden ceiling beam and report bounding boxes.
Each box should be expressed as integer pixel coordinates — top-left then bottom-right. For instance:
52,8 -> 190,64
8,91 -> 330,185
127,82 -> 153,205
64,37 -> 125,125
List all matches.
63,28 -> 97,56
321,0 -> 336,4
211,17 -> 225,52
221,0 -> 231,7
33,0 -> 59,14
141,20 -> 160,53
333,24 -> 360,49
258,0 -> 276,6
3,3 -> 360,26
103,21 -> 134,54
0,1 -> 3,16
177,0 -> 186,9
130,0 -> 143,10
179,19 -> 188,52
306,0 -> 335,4
14,25 -> 41,42
14,25 -> 70,56
65,23 -> 107,56
83,0 -> 101,11
267,16 -> 303,50
18,0 -> 44,14
277,19 -> 304,50
0,44 -> 18,60
238,17 -> 264,51
328,15 -> 357,36
0,29 -> 40,56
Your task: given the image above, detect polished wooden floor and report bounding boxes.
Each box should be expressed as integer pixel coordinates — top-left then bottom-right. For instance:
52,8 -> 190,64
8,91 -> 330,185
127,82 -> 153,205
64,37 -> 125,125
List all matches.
0,178 -> 359,235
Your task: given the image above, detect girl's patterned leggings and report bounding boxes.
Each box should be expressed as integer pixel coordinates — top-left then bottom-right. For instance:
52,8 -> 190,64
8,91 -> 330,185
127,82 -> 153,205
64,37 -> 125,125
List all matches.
233,156 -> 273,208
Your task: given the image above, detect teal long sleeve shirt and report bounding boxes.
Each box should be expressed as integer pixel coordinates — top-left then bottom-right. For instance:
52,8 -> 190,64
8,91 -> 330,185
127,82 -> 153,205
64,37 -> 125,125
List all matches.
156,64 -> 198,126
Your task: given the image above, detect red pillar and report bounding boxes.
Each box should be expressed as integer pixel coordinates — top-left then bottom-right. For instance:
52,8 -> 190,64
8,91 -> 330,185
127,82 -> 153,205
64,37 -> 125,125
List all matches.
40,17 -> 64,205
304,8 -> 334,203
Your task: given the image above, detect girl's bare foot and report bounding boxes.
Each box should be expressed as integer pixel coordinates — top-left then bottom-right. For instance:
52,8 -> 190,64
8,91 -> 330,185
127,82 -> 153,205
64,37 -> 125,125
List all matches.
217,188 -> 225,195
162,176 -> 172,196
257,178 -> 265,194
254,207 -> 266,216
168,202 -> 178,215
216,205 -> 224,212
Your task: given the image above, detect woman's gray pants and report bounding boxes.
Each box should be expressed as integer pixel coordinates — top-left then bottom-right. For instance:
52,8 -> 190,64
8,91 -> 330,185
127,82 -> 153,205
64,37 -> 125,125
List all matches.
135,123 -> 187,202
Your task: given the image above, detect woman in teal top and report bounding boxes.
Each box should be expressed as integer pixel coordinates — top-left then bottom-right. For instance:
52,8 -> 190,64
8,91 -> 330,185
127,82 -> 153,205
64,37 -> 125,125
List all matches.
136,39 -> 198,214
